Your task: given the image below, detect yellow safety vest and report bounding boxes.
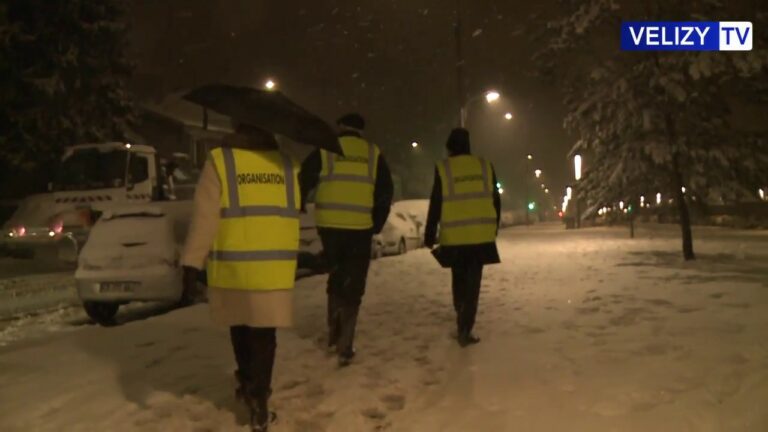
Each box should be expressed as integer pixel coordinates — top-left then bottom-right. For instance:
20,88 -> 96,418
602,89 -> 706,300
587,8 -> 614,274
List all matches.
207,147 -> 300,291
315,136 -> 380,230
436,155 -> 497,246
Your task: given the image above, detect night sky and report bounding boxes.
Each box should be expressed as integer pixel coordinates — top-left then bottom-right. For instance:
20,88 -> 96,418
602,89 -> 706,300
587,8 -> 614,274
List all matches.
126,0 -> 572,202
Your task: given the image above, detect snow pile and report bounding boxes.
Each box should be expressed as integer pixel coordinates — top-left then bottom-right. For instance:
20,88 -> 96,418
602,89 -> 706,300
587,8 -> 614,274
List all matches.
0,272 -> 76,320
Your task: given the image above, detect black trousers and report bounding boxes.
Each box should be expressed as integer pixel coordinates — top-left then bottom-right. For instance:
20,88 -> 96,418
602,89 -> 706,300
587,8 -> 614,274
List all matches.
319,228 -> 372,356
451,263 -> 484,335
230,326 -> 276,400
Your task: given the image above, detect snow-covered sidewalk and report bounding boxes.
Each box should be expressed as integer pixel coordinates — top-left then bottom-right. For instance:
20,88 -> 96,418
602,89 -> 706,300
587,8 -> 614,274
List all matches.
1,224 -> 767,431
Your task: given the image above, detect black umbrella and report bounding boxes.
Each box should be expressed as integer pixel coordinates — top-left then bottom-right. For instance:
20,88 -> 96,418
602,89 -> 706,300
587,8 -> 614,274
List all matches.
184,84 -> 342,154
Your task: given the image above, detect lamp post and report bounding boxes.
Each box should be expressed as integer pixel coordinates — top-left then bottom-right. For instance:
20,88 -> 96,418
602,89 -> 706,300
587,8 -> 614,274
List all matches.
524,154 -> 534,226
264,79 -> 276,90
574,154 -> 582,228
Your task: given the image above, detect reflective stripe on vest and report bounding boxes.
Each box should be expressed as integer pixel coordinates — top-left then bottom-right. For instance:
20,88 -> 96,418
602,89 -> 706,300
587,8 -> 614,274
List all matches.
315,136 -> 378,229
437,155 -> 497,246
207,147 -> 300,291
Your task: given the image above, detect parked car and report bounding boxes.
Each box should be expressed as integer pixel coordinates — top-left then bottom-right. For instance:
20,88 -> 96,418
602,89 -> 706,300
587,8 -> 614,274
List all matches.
373,210 -> 421,256
392,199 -> 429,246
74,203 -> 190,325
299,204 -> 324,271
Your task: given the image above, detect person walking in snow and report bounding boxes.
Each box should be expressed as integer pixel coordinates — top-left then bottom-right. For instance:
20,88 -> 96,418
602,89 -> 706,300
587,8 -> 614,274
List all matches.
424,128 -> 501,347
299,113 -> 394,366
181,122 -> 301,431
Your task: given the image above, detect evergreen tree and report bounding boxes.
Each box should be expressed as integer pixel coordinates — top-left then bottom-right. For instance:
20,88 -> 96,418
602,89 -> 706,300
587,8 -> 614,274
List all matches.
0,0 -> 134,196
536,0 -> 768,260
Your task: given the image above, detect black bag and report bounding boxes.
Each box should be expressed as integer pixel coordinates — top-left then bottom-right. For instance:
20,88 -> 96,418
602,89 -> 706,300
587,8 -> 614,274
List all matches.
430,246 -> 452,268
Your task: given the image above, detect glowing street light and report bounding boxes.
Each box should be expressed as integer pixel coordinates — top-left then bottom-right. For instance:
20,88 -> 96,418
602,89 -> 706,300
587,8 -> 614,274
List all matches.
656,192 -> 662,205
574,154 -> 582,181
498,188 -> 504,194
264,79 -> 276,90
504,112 -> 513,120
760,188 -> 766,200
534,169 -> 542,178
411,141 -> 419,148
544,188 -> 550,194
485,90 -> 500,103
540,183 -> 546,189
566,187 -> 573,200
619,201 -> 625,210
527,154 -> 533,161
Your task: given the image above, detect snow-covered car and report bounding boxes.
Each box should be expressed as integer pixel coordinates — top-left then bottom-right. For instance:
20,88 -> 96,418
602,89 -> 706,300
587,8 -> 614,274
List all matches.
372,210 -> 421,256
392,199 -> 429,246
299,204 -> 324,271
74,204 -> 190,325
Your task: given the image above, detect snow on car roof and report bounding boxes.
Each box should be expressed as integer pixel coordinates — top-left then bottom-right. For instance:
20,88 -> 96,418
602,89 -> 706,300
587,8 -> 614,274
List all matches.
100,206 -> 164,220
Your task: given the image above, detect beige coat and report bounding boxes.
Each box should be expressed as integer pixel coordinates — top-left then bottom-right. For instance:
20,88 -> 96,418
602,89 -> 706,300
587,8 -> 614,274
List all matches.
181,136 -> 293,328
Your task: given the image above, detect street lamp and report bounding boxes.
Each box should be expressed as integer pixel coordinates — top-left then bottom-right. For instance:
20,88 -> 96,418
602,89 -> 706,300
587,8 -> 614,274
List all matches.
460,89 -> 501,126
566,187 -> 573,200
760,188 -> 766,200
544,188 -> 549,194
527,154 -> 533,161
504,112 -> 513,120
264,79 -> 276,90
534,169 -> 542,178
411,141 -> 419,148
485,90 -> 500,103
656,193 -> 662,205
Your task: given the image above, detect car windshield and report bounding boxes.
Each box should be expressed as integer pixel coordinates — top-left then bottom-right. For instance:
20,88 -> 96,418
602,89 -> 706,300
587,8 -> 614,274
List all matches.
53,149 -> 127,191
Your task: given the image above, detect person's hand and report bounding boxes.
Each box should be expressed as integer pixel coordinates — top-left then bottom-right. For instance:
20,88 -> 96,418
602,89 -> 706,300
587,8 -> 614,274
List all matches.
424,238 -> 436,249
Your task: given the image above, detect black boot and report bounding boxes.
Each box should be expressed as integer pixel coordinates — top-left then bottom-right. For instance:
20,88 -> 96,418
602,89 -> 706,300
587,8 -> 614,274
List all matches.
244,392 -> 277,432
457,332 -> 481,347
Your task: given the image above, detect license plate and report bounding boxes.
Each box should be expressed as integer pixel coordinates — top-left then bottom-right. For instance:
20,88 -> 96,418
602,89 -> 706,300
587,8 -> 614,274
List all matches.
99,281 -> 138,293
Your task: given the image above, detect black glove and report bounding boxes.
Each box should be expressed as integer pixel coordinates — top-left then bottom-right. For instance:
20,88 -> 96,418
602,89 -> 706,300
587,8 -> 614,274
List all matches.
181,265 -> 206,304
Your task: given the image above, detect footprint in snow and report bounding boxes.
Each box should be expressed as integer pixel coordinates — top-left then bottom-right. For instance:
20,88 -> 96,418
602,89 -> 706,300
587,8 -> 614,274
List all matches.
380,394 -> 406,411
136,341 -> 156,348
362,407 -> 387,420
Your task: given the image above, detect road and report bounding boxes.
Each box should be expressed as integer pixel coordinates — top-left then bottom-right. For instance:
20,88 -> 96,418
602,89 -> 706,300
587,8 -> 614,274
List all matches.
1,224 -> 767,431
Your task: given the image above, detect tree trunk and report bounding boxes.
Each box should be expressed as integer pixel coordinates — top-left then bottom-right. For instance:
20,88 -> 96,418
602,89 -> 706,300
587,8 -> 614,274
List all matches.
665,113 -> 695,260
672,156 -> 695,260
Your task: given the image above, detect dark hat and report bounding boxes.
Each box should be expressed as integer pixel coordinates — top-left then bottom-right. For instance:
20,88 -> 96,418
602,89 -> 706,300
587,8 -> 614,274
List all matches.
446,128 -> 471,155
337,113 -> 366,131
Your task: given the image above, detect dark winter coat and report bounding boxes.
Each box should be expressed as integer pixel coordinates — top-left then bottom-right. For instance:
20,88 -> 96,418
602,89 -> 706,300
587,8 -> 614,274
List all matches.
299,130 -> 394,234
424,132 -> 501,266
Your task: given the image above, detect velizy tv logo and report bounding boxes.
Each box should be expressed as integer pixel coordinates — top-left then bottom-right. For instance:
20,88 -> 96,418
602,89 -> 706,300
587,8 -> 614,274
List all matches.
621,22 -> 752,51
